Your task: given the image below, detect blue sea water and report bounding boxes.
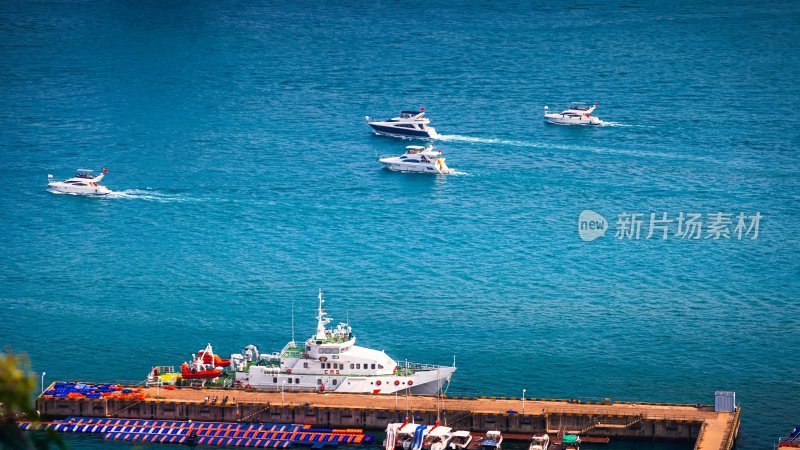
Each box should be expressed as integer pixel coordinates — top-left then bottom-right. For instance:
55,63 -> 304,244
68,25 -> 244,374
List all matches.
1,1 -> 799,449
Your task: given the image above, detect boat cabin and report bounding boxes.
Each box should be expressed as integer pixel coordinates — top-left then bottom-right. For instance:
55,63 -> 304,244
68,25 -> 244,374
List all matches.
400,110 -> 425,119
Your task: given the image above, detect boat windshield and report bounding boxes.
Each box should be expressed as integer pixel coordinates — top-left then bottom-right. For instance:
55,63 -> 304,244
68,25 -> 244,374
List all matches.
76,169 -> 94,178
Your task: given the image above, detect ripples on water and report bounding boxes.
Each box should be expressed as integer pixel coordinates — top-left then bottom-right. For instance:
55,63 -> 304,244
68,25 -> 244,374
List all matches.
1,1 -> 799,450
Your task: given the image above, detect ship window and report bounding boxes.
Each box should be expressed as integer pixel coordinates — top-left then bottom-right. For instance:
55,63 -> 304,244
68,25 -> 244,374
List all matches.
350,364 -> 354,369
273,377 -> 277,383
396,124 -> 415,129
332,348 -> 339,354
317,379 -> 322,385
371,364 -> 376,369
295,378 -> 300,384
332,379 -> 338,386
303,363 -> 309,368
378,365 -> 384,369
306,346 -> 311,351
356,364 -> 361,369
399,156 -> 407,160
288,378 -> 293,384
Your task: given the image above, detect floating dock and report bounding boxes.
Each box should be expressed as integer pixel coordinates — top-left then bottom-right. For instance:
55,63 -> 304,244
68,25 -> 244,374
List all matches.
37,384 -> 740,450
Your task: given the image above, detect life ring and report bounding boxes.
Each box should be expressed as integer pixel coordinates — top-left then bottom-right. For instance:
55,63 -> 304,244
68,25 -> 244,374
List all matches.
324,370 -> 328,374
394,380 -> 400,386
287,368 -> 292,374
376,380 -> 382,386
336,370 -> 340,375
408,380 -> 413,386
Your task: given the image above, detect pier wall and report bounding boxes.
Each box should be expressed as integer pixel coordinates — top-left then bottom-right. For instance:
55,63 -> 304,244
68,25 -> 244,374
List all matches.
37,396 -> 703,441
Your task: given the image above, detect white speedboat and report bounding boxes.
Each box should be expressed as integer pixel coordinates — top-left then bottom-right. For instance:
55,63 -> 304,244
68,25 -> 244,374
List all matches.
366,109 -> 440,139
234,290 -> 456,395
385,423 -> 454,450
448,431 -> 473,450
543,103 -> 603,126
379,145 -> 451,174
528,434 -> 550,450
47,169 -> 112,195
479,431 -> 503,450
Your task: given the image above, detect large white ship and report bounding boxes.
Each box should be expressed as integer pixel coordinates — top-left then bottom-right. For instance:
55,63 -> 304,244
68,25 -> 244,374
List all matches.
233,290 -> 455,395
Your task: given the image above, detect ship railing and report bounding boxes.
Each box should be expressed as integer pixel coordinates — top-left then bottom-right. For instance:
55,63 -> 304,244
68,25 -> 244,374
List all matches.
404,361 -> 451,369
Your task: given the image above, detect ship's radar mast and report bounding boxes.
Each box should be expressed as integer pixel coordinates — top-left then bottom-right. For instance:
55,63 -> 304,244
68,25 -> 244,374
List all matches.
315,288 -> 332,340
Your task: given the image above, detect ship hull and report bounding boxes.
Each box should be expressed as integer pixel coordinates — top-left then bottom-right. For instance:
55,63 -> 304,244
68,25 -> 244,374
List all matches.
236,365 -> 455,395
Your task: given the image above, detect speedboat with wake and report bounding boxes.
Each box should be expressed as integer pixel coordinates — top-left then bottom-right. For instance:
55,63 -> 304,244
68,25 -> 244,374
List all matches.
379,145 -> 451,174
543,103 -> 603,126
366,108 -> 440,139
47,168 -> 112,195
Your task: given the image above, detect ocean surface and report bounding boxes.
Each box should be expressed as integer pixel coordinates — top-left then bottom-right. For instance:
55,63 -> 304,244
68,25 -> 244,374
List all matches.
2,1 -> 799,449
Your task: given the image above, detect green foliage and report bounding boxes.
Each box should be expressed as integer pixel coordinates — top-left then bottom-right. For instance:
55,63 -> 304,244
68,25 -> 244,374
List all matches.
0,351 -> 64,450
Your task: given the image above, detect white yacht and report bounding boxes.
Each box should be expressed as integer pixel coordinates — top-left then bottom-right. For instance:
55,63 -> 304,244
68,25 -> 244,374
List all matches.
543,103 -> 603,126
379,145 -> 451,174
366,109 -> 440,139
233,290 -> 456,394
479,431 -> 503,450
528,434 -> 550,450
47,169 -> 112,195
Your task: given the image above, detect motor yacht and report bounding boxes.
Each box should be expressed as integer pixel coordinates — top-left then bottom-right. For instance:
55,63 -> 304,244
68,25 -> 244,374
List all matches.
379,145 -> 451,174
48,169 -> 111,195
479,431 -> 503,450
543,103 -> 603,126
366,108 -> 440,139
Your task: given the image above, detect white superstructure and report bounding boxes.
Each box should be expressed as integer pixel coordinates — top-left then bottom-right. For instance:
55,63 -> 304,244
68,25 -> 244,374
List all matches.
543,103 -> 603,126
234,290 -> 455,394
47,169 -> 112,195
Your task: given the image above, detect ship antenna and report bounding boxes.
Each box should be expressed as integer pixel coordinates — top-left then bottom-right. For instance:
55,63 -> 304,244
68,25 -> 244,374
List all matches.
291,296 -> 295,345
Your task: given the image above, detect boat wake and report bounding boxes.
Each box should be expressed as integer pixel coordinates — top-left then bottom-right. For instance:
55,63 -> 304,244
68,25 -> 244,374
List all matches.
446,169 -> 469,176
438,134 -> 703,160
107,189 -> 197,203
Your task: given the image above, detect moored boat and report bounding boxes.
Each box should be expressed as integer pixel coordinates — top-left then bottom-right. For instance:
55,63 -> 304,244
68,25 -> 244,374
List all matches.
528,434 -> 550,450
479,431 -> 503,450
234,290 -> 456,394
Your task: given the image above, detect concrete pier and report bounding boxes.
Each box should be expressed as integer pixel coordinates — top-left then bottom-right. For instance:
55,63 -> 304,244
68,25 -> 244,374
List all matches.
37,386 -> 740,450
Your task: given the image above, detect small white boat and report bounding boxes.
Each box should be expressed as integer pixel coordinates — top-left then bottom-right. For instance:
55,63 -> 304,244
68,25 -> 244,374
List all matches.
385,423 -> 454,450
448,430 -> 473,450
544,103 -> 603,126
479,431 -> 503,450
366,108 -> 440,139
48,169 -> 112,195
528,434 -> 550,450
379,145 -> 451,174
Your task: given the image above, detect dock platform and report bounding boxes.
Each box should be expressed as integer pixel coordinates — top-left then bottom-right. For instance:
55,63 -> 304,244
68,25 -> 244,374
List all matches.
37,386 -> 740,450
